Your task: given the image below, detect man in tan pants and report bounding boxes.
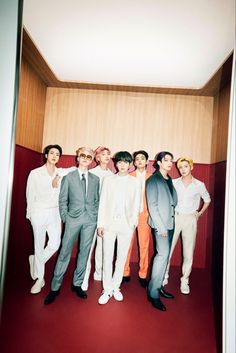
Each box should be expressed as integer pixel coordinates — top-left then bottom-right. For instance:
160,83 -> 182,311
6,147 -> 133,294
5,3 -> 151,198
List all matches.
163,157 -> 211,295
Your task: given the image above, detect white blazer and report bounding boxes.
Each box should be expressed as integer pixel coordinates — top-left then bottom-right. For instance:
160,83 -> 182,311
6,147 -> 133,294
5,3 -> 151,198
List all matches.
97,174 -> 141,231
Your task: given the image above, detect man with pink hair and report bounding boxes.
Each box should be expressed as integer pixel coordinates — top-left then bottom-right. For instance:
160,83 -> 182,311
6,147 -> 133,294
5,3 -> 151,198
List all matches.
82,146 -> 113,290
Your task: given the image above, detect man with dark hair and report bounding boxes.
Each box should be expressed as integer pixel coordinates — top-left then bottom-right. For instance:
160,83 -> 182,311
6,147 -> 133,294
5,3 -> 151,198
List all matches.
146,151 -> 177,311
123,150 -> 152,287
43,144 -> 62,157
97,151 -> 141,305
44,147 -> 100,305
26,144 -> 76,294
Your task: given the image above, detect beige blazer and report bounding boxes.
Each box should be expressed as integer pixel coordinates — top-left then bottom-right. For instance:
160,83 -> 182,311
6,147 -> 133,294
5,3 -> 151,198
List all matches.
97,174 -> 141,231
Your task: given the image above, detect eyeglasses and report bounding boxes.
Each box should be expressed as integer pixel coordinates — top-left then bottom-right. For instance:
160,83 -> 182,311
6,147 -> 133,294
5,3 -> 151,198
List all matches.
79,153 -> 93,161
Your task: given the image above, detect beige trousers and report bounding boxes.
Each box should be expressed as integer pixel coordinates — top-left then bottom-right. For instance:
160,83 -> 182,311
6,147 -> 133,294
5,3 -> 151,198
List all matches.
164,213 -> 197,285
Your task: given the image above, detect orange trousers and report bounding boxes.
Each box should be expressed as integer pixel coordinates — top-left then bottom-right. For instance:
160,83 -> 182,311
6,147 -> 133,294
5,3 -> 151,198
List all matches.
123,219 -> 151,279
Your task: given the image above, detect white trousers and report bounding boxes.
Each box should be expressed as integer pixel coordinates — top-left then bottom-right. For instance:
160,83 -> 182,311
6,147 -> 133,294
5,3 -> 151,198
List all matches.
81,231 -> 103,290
164,213 -> 197,284
30,208 -> 62,279
102,229 -> 133,293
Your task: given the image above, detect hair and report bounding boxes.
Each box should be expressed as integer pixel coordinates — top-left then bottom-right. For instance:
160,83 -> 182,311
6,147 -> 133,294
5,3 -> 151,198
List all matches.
133,150 -> 149,161
43,144 -> 62,157
114,151 -> 133,165
76,146 -> 94,158
94,146 -> 111,162
176,157 -> 194,169
154,151 -> 174,170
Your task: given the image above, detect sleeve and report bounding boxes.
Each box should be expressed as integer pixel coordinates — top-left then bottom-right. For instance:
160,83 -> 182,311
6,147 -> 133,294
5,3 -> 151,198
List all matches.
199,182 -> 211,203
26,171 -> 36,220
94,177 -> 100,215
133,179 -> 142,227
97,177 -> 109,228
59,176 -> 69,223
146,178 -> 167,234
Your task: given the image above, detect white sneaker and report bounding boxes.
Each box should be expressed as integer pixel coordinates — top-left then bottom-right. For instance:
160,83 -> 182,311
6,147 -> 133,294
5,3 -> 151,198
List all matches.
29,255 -> 36,280
30,279 -> 45,294
93,272 -> 102,281
98,291 -> 113,305
113,289 -> 123,302
180,283 -> 190,294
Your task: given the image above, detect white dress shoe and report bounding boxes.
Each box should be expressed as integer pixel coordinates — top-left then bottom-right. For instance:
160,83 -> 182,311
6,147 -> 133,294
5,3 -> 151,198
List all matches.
29,255 -> 36,280
180,283 -> 190,294
30,279 -> 45,294
98,291 -> 113,305
113,289 -> 123,301
81,283 -> 88,291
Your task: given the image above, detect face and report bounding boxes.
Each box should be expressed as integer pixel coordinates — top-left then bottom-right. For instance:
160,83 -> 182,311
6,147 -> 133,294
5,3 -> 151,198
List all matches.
77,149 -> 93,168
98,149 -> 111,165
158,154 -> 173,172
116,160 -> 130,175
178,161 -> 192,176
134,154 -> 148,170
46,148 -> 60,165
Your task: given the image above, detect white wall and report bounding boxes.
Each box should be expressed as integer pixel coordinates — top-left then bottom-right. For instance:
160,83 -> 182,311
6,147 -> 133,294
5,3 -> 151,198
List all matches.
0,0 -> 23,312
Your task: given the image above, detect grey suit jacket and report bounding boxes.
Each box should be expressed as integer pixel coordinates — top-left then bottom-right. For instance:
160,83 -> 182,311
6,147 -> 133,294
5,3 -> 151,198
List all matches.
59,169 -> 100,223
146,171 -> 177,234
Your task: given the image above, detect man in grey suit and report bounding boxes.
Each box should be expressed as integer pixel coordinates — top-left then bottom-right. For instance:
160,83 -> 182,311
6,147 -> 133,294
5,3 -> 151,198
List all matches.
146,151 -> 177,311
44,147 -> 100,305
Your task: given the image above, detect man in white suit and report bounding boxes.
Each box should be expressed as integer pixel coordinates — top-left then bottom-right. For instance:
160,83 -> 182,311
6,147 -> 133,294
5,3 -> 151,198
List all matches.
97,151 -> 141,305
26,144 -> 76,294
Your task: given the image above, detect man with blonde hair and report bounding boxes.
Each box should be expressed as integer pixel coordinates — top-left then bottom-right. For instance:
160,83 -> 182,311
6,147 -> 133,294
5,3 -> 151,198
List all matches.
44,147 -> 100,305
163,156 -> 211,295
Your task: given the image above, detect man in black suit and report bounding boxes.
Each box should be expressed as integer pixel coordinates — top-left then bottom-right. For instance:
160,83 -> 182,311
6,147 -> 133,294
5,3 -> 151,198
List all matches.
146,151 -> 177,311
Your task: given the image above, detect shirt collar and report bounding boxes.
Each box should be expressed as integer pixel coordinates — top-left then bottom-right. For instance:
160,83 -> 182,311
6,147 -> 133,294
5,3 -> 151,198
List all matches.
77,168 -> 88,178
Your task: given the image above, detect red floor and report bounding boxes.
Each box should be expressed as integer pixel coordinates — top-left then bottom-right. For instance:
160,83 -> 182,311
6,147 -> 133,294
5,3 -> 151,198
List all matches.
0,259 -> 217,353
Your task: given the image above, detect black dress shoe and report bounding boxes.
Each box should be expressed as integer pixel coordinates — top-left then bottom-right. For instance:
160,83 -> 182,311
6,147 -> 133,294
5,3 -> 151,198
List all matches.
72,285 -> 87,299
44,290 -> 60,305
138,277 -> 148,288
159,287 -> 174,299
122,276 -> 131,283
148,296 -> 166,311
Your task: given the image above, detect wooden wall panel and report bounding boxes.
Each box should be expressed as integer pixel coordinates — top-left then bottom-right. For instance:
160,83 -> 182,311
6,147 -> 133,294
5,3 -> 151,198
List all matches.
211,83 -> 230,163
16,57 -> 47,152
216,85 -> 230,162
43,88 -> 214,163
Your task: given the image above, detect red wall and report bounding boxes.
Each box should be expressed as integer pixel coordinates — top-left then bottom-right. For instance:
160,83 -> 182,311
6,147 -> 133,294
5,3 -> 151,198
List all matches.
7,146 -> 225,275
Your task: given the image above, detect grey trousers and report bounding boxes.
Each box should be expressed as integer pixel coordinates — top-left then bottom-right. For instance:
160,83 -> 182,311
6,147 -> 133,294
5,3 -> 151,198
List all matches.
51,216 -> 96,291
147,228 -> 174,299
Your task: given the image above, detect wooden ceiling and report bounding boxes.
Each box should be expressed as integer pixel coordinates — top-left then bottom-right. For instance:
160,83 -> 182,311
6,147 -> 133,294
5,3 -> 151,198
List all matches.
21,28 -> 233,96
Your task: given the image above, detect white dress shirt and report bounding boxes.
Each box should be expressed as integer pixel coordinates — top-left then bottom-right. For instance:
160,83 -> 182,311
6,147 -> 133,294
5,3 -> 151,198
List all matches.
173,177 -> 211,215
78,168 -> 89,195
26,165 -> 76,219
135,170 -> 146,212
